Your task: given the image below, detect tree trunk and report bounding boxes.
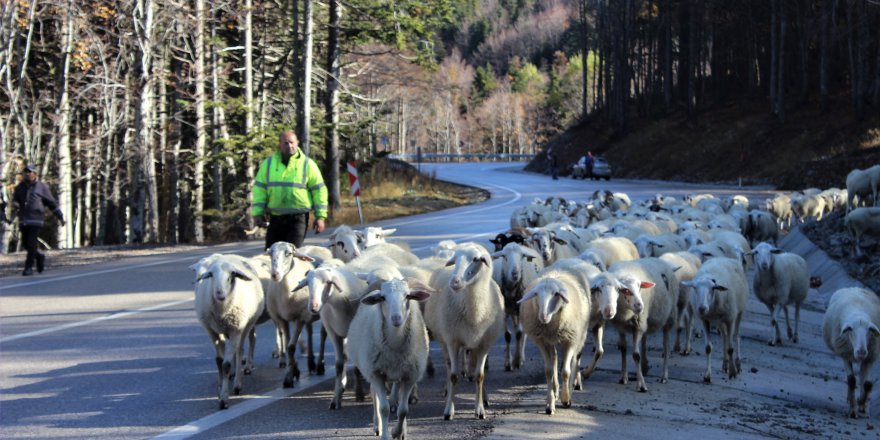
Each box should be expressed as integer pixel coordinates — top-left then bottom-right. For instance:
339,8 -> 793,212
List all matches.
663,0 -> 673,111
131,0 -> 159,243
56,0 -> 75,248
819,0 -> 831,111
770,0 -> 778,114
300,0 -> 314,155
244,0 -> 256,228
579,0 -> 589,120
210,0 -> 229,212
325,0 -> 341,213
193,0 -> 207,242
777,0 -> 786,122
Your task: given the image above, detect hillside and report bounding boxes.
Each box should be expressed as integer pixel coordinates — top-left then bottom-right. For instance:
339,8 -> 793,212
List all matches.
527,98 -> 880,190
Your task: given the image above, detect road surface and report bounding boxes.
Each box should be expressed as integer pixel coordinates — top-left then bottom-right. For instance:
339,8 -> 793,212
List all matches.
0,163 -> 872,439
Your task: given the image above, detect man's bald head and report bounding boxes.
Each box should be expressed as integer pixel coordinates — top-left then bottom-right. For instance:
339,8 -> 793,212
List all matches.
279,131 -> 298,157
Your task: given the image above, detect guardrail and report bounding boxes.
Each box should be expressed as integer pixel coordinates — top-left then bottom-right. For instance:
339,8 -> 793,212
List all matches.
388,153 -> 535,162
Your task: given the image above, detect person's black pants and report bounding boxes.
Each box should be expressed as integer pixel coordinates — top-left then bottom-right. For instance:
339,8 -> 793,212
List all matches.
21,224 -> 43,270
265,213 -> 309,250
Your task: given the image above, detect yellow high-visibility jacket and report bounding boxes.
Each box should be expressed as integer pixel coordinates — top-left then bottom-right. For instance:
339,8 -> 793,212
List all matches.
252,150 -> 328,219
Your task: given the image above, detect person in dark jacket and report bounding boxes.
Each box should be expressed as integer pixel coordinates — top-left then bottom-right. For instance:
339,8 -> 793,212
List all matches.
12,165 -> 65,276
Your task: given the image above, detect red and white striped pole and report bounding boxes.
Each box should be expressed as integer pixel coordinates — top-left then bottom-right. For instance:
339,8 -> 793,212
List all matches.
347,161 -> 364,224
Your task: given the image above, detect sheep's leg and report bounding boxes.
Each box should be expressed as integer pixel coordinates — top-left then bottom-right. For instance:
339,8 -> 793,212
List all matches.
275,319 -> 290,368
245,326 -> 256,375
473,349 -> 490,419
536,342 -> 556,415
305,321 -> 317,374
633,329 -> 648,393
617,331 -> 629,385
207,330 -> 226,405
503,315 -> 513,371
272,322 -> 283,359
316,325 -> 327,375
581,324 -> 604,379
858,360 -> 873,416
513,314 -> 526,370
702,318 -> 713,384
560,345 -> 576,409
392,380 -> 417,440
283,321 -> 305,388
734,312 -> 743,375
659,324 -> 671,384
230,330 -> 246,396
443,344 -> 458,420
767,303 -> 782,346
572,351 -> 583,391
718,321 -> 733,378
329,332 -> 346,409
792,302 -> 801,343
354,367 -> 367,402
682,305 -> 694,355
845,360 -> 858,418
781,302 -> 793,342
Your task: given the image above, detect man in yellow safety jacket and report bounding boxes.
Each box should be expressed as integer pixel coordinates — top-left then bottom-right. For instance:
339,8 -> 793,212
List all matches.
252,131 -> 328,249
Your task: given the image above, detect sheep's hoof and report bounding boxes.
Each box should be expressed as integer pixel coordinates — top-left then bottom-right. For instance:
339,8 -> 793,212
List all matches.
244,366 -> 253,375
271,350 -> 280,359
659,377 -> 668,384
792,335 -> 799,344
573,382 -> 582,391
308,359 -> 317,374
278,361 -> 287,368
638,385 -> 648,393
545,407 -> 553,415
680,349 -> 691,356
316,361 -> 325,375
504,364 -> 512,372
849,410 -> 858,419
443,414 -> 453,421
562,400 -> 572,408
233,385 -> 242,395
283,377 -> 295,388
219,399 -> 229,410
390,404 -> 398,414
408,394 -> 419,405
329,401 -> 338,410
477,411 -> 486,420
703,375 -> 712,384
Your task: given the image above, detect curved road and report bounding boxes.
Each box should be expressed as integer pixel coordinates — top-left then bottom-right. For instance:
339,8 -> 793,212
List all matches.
0,163 -> 868,439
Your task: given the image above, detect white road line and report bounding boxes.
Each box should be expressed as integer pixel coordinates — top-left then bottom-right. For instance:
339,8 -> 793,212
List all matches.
387,182 -> 522,227
0,245 -> 264,289
0,298 -> 193,344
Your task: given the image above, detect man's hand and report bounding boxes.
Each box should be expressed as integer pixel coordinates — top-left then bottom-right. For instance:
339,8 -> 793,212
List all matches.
254,216 -> 269,228
313,218 -> 325,234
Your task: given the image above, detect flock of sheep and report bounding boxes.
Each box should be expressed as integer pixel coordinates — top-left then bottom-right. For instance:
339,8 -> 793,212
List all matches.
188,164 -> 880,439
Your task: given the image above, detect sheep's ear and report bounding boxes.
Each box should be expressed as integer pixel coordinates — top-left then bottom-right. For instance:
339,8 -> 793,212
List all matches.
712,284 -> 729,292
555,289 -> 570,304
407,290 -> 431,302
869,324 -> 880,336
188,262 -> 201,272
232,270 -> 253,281
552,236 -> 568,245
479,255 -> 491,266
293,251 -> 315,262
383,228 -> 397,236
517,289 -> 538,304
355,272 -> 370,281
197,272 -> 213,281
639,281 -> 655,289
360,291 -> 384,305
770,248 -> 783,254
292,277 -> 309,292
445,257 -> 455,267
355,231 -> 365,243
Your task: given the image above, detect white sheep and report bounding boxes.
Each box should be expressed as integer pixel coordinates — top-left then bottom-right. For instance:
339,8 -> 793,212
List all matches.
193,256 -> 265,409
791,193 -> 827,223
749,242 -> 810,345
633,233 -> 687,258
349,278 -> 432,440
747,209 -> 779,245
578,236 -> 639,271
681,257 -> 749,383
845,207 -> 880,256
517,268 -> 591,415
823,287 -> 880,419
612,258 -> 678,391
846,165 -> 880,212
491,243 -> 544,371
424,243 -> 505,420
294,265 -> 369,409
659,251 -> 702,355
266,241 -> 321,387
765,194 -> 793,230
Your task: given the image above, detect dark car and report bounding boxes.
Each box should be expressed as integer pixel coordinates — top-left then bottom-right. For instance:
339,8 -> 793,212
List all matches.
572,156 -> 612,180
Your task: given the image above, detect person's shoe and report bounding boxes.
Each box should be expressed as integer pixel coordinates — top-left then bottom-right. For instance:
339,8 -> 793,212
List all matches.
22,268 -> 33,276
36,254 -> 45,273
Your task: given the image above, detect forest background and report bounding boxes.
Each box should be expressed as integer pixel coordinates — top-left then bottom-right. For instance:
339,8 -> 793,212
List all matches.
1,0 -> 879,253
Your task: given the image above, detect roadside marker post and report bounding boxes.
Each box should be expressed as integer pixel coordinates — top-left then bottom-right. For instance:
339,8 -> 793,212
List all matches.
347,161 -> 364,224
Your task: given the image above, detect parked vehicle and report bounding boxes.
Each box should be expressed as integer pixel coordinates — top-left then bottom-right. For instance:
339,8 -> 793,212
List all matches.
572,156 -> 612,180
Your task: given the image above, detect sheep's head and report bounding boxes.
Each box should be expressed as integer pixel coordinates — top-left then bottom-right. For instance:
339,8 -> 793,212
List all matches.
269,241 -> 315,281
682,276 -> 727,318
363,227 -> 396,248
518,277 -> 570,324
578,251 -> 606,272
446,245 -> 491,292
297,268 -> 345,314
493,243 -> 541,291
199,260 -> 253,302
361,278 -> 432,328
839,318 -> 880,362
751,242 -> 782,272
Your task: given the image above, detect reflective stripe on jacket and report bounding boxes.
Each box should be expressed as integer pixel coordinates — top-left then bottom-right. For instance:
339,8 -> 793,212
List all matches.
252,150 -> 328,219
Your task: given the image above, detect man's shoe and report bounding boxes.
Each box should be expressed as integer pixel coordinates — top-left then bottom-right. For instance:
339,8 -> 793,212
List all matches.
36,254 -> 45,273
22,268 -> 33,276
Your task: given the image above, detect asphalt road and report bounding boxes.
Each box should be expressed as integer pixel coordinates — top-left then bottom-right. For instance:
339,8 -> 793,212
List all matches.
0,162 -> 873,439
